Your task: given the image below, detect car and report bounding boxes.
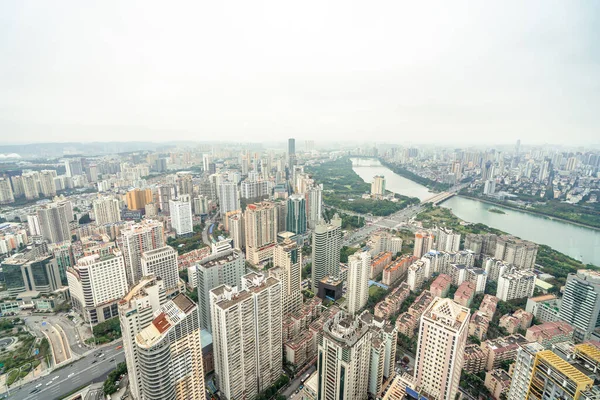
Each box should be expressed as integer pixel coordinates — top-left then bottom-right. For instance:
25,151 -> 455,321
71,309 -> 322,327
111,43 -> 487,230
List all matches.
92,360 -> 98,364
99,353 -> 104,357
46,382 -> 52,386
35,384 -> 42,388
30,389 -> 40,394
109,358 -> 114,362
68,373 -> 75,378
53,376 -> 59,380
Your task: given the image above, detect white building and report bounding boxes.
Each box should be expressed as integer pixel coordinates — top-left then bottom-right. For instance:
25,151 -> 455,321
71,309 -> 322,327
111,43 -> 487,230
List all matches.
210,273 -> 282,400
311,215 -> 342,291
240,179 -> 270,199
317,311 -> 372,400
506,342 -> 545,400
497,268 -> 536,301
218,181 -> 240,215
169,199 -> 193,236
371,175 -> 386,198
118,275 -> 166,400
347,251 -> 371,315
120,219 -> 165,286
0,178 -> 14,204
67,249 -> 128,324
436,227 -> 460,253
140,245 -> 179,292
92,196 -> 121,225
37,200 -> 73,244
306,184 -> 323,229
135,294 -> 205,400
414,298 -> 470,400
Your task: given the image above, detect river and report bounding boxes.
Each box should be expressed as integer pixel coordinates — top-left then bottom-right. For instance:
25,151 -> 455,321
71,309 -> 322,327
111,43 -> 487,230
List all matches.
351,158 -> 600,267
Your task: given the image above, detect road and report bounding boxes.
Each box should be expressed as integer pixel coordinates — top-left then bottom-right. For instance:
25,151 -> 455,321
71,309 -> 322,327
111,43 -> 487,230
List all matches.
281,365 -> 316,398
202,221 -> 214,246
7,340 -> 124,400
25,315 -> 88,362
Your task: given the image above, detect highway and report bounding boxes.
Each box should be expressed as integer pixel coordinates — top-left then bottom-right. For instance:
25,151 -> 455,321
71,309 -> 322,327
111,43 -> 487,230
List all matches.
7,341 -> 124,400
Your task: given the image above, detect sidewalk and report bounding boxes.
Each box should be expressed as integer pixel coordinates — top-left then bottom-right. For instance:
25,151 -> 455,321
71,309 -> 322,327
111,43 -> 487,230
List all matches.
0,362 -> 47,394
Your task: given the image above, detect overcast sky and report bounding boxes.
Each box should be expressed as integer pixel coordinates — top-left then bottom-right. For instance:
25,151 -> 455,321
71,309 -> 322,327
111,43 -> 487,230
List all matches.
1,1 -> 598,146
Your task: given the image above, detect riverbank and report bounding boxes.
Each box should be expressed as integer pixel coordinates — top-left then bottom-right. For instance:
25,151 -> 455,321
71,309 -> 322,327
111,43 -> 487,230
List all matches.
453,194 -> 600,232
378,158 -> 451,192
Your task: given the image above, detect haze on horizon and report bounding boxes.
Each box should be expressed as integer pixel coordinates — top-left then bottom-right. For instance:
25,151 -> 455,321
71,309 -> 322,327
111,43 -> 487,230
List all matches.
1,1 -> 599,146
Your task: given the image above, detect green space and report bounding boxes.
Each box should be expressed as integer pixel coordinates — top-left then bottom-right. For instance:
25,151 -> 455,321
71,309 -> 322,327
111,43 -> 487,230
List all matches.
460,371 -> 491,399
0,320 -> 50,386
340,246 -> 359,263
488,208 -> 506,214
323,208 -> 365,230
255,374 -> 289,400
379,159 -> 451,192
166,224 -> 207,255
367,286 -> 388,309
86,317 -> 121,345
103,362 -> 127,395
306,158 -> 420,216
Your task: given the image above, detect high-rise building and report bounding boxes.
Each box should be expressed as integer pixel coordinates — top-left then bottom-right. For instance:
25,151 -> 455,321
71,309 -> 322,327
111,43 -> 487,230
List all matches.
64,158 -> 83,177
125,188 -> 153,211
413,298 -> 470,400
169,199 -> 193,236
1,253 -> 62,296
306,184 -> 323,229
347,251 -> 371,315
10,175 -> 24,199
244,201 -> 278,265
413,231 -> 434,258
288,138 -> 296,170
193,195 -> 210,215
26,214 -> 41,236
140,245 -> 179,292
317,311 -> 372,400
506,342 -> 545,400
286,194 -> 307,235
270,238 -> 302,315
195,248 -> 245,332
93,196 -> 121,225
494,235 -> 538,270
210,273 -> 282,400
39,170 -> 57,197
538,158 -> 551,182
436,228 -> 460,253
227,212 -> 245,250
157,184 -> 176,213
0,177 -> 15,204
134,294 -> 205,400
559,269 -> 600,341
119,275 -> 166,400
37,200 -> 73,244
240,179 -> 270,199
67,249 -> 128,324
371,175 -> 386,198
120,220 -> 165,286
496,268 -> 536,301
311,215 -> 342,292
21,171 -> 39,200
218,181 -> 240,215
176,171 -> 194,196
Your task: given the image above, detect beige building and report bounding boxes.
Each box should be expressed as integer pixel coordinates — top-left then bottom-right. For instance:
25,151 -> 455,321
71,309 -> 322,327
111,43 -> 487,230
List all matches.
414,297 -> 470,400
347,251 -> 371,315
270,238 -> 302,315
93,196 -> 121,225
120,219 -> 165,286
371,175 -> 386,198
125,188 -> 153,210
140,245 -> 179,292
244,201 -> 278,265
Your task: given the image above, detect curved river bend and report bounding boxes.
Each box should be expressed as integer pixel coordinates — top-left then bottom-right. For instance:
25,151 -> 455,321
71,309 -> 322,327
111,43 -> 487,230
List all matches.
351,158 -> 600,267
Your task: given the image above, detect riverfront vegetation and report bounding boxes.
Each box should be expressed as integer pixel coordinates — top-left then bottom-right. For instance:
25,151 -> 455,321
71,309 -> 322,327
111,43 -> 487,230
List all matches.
416,205 -> 599,286
460,190 -> 600,229
379,159 -> 452,192
488,208 -> 505,214
306,158 -> 419,216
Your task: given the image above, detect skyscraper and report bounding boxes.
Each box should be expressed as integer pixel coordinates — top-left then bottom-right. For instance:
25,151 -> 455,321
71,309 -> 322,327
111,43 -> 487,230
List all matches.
140,245 -> 179,292
118,275 -> 166,400
39,170 -> 57,197
64,158 -> 83,177
506,342 -> 544,400
0,178 -> 15,204
347,251 -> 371,315
67,249 -> 128,324
311,215 -> 342,292
37,200 -> 73,244
218,181 -> 240,215
125,188 -> 153,211
558,269 -> 600,341
176,171 -> 194,196
413,297 -> 470,400
371,175 -> 386,198
244,201 -> 278,265
169,199 -> 193,236
270,238 -> 302,314
413,231 -> 434,258
306,183 -> 323,229
286,194 -> 307,235
120,219 -> 165,286
288,138 -> 296,170
92,196 -> 121,225
317,311 -> 372,400
210,273 -> 282,400
436,227 -> 460,253
196,248 -> 245,332
134,294 -> 205,400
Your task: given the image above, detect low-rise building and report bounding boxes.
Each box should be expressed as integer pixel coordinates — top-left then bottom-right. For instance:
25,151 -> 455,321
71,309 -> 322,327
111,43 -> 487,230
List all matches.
484,369 -> 512,400
464,343 -> 487,374
395,312 -> 418,338
469,311 -> 491,341
525,320 -> 574,349
525,294 -> 560,323
429,274 -> 452,298
382,255 -> 415,286
370,252 -> 393,280
454,281 -> 476,307
481,334 -> 529,371
479,294 -> 499,319
374,282 -> 410,320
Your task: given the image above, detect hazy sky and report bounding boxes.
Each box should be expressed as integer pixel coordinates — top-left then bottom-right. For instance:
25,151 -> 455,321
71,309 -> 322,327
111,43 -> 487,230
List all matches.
1,1 -> 599,145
